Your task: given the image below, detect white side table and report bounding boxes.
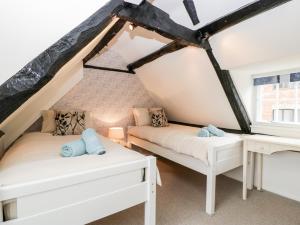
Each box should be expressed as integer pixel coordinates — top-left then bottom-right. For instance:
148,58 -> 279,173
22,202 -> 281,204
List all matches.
242,135 -> 300,200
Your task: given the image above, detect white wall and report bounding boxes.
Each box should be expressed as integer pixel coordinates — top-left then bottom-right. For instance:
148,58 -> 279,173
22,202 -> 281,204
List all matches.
207,0 -> 300,201
53,49 -> 156,137
0,0 -> 109,85
224,54 -> 300,202
136,47 -> 240,129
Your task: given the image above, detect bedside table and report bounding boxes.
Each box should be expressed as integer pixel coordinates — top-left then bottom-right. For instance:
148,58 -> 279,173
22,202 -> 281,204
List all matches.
242,134 -> 300,200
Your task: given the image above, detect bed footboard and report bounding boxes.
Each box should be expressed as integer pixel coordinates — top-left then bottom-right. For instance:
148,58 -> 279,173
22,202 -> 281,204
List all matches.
0,157 -> 157,225
128,135 -> 243,216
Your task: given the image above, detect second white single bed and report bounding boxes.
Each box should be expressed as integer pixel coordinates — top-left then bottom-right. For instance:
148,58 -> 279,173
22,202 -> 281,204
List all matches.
128,124 -> 243,215
0,132 -> 157,225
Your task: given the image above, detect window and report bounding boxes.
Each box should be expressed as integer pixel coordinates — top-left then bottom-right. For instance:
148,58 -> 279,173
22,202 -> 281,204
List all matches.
254,72 -> 300,125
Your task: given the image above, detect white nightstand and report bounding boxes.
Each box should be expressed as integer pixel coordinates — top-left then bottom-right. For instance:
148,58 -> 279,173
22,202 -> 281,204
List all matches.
242,134 -> 300,200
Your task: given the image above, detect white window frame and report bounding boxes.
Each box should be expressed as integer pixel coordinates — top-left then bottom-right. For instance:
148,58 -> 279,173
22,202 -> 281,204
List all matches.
251,68 -> 300,138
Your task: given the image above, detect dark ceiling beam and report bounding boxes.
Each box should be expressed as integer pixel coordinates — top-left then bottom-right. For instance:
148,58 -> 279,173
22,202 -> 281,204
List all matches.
84,64 -> 135,74
1,0 -> 209,124
198,0 -> 292,37
205,42 -> 251,133
83,18 -> 126,64
117,1 -> 202,47
183,0 -> 200,25
0,0 -> 124,124
0,130 -> 4,138
127,41 -> 187,71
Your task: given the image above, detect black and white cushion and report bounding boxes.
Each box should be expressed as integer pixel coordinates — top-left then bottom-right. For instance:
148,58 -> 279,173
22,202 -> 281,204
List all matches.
54,111 -> 86,135
150,109 -> 168,127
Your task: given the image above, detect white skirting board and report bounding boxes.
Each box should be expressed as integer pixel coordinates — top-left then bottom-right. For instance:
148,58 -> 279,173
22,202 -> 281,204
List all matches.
225,151 -> 300,202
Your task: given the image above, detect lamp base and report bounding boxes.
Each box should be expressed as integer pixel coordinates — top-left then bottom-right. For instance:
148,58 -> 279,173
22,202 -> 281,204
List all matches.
111,139 -> 127,147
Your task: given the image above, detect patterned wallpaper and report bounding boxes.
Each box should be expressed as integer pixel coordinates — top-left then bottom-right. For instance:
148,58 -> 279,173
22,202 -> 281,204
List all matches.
50,49 -> 156,136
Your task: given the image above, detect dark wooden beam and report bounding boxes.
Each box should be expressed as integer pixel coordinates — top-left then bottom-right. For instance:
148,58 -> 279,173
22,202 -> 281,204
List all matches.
205,43 -> 251,134
183,0 -> 200,25
84,64 -> 135,74
169,121 -> 243,134
0,0 -> 124,124
1,0 -> 210,124
127,41 -> 186,71
83,18 -> 126,64
198,0 -> 292,37
117,1 -> 202,47
0,130 -> 4,138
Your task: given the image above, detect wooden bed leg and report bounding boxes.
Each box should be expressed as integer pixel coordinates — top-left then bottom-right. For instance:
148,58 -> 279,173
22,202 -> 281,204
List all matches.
0,201 -> 3,222
127,141 -> 133,149
144,157 -> 156,225
206,169 -> 216,215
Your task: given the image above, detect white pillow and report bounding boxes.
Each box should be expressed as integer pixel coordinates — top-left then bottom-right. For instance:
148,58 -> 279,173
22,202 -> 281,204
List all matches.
41,110 -> 56,133
149,107 -> 162,112
133,108 -> 151,126
85,111 -> 94,129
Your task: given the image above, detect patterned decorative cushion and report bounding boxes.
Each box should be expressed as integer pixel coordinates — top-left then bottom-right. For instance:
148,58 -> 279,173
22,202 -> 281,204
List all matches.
54,111 -> 86,136
150,109 -> 168,127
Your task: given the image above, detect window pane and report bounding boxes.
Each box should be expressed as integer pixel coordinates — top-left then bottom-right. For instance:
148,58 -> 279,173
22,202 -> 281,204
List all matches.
278,82 -> 297,113
255,74 -> 300,125
259,84 -> 277,122
280,109 -> 294,122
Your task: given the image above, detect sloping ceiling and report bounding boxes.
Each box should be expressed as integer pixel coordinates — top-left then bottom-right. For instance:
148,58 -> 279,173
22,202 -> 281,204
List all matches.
1,0 -> 299,132
0,0 -> 255,85
87,23 -> 240,129
85,0 -> 298,130
210,0 -> 300,69
152,0 -> 255,29
0,0 -> 111,85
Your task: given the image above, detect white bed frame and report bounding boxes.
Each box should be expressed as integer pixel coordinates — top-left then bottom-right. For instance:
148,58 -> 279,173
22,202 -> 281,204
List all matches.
0,156 -> 157,225
128,135 -> 243,215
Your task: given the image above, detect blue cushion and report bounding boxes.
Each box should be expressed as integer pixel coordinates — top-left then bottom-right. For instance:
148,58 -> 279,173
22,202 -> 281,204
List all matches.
198,127 -> 210,137
61,139 -> 86,157
82,128 -> 106,155
207,124 -> 225,137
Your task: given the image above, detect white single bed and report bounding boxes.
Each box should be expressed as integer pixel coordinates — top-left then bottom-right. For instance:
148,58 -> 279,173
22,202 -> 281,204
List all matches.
128,124 -> 243,215
0,132 -> 157,225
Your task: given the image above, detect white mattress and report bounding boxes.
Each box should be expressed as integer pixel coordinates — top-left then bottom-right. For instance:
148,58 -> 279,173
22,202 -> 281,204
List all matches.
128,124 -> 242,164
0,132 -> 145,187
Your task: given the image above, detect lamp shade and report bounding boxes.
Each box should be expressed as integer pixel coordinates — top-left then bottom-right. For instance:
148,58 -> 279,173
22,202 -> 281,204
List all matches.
108,127 -> 124,140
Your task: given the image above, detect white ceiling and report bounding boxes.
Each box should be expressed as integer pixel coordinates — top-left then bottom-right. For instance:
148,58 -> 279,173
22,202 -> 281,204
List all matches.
210,0 -> 300,69
2,0 -> 299,129
151,0 -> 256,29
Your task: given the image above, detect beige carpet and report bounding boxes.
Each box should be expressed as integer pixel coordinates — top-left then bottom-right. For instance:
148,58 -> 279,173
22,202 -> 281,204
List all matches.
90,153 -> 300,225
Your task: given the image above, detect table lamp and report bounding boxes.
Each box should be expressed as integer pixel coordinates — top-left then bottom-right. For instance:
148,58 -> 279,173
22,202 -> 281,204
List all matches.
108,127 -> 125,143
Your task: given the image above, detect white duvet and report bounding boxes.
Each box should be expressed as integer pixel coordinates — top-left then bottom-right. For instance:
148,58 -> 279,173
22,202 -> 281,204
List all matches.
0,132 -> 145,186
128,124 -> 241,165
